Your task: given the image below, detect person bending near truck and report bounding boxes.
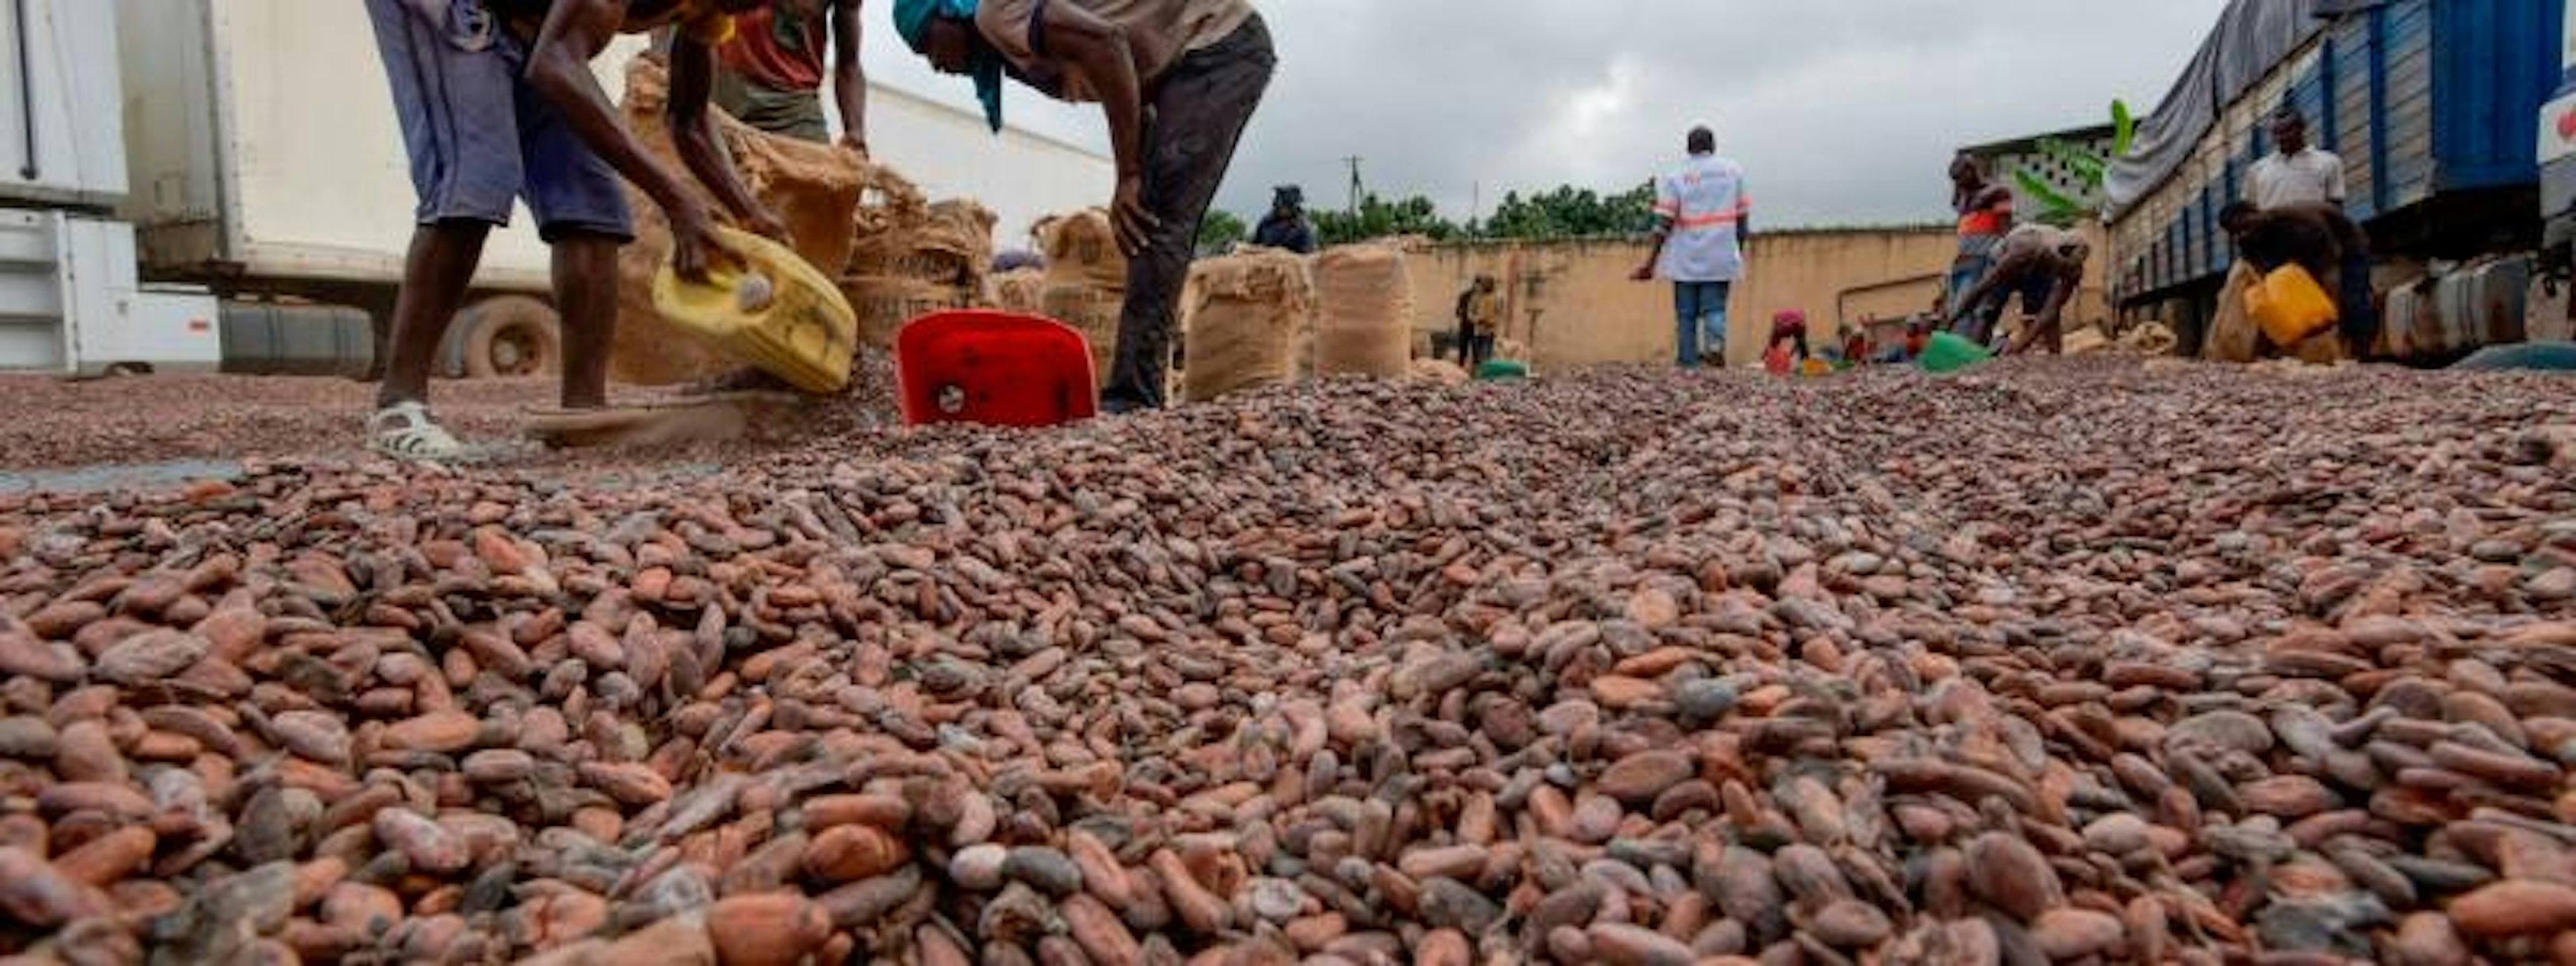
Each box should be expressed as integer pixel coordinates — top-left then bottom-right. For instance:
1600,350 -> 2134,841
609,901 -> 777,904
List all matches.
2219,200 -> 2377,355
895,0 -> 1275,413
714,0 -> 869,150
1944,222 -> 2089,356
362,0 -> 788,461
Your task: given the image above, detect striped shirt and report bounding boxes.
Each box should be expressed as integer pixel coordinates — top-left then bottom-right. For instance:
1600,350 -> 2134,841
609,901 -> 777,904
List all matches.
1652,154 -> 1749,282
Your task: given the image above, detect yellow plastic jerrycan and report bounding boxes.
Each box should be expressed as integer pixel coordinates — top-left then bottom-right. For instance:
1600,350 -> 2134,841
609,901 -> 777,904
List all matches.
2243,264 -> 2339,348
651,227 -> 858,394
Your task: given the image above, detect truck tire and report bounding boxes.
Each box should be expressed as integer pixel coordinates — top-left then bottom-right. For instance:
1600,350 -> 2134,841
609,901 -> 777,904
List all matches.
461,296 -> 561,379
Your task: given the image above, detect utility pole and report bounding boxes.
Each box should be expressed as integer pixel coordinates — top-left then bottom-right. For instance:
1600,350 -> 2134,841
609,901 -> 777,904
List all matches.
1342,156 -> 1364,214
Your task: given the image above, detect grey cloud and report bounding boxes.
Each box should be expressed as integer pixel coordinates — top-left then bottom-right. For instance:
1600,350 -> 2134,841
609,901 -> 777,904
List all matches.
863,1 -> 2232,228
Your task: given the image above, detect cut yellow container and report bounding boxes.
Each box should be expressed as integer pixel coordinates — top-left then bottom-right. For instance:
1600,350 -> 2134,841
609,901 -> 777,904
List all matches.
651,227 -> 858,394
2243,264 -> 2339,348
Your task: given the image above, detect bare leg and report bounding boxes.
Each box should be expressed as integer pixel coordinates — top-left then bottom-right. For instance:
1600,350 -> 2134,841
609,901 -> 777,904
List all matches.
551,231 -> 621,410
376,221 -> 492,409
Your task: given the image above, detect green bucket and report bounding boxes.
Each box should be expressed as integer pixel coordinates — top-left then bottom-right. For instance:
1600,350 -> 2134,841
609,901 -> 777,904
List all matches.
1915,332 -> 1993,374
1477,360 -> 1531,382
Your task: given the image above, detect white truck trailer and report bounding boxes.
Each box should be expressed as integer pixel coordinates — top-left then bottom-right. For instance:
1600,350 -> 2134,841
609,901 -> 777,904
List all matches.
0,0 -> 221,376
114,0 -> 1112,378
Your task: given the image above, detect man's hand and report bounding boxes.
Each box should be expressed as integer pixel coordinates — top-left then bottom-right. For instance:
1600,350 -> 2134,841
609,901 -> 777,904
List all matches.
668,203 -> 742,283
835,132 -> 869,158
1629,264 -> 1656,282
1112,175 -> 1159,258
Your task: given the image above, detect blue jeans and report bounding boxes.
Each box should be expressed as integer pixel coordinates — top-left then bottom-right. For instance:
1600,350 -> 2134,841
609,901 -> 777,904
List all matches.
1947,257 -> 1994,317
1673,281 -> 1731,367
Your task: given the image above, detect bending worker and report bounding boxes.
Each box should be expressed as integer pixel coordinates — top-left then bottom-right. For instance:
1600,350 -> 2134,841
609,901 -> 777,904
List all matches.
895,0 -> 1275,413
1943,222 -> 2090,356
362,0 -> 786,461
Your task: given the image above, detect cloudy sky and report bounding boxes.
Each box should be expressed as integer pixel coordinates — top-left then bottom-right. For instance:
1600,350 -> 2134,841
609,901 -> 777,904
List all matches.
858,0 -> 2233,229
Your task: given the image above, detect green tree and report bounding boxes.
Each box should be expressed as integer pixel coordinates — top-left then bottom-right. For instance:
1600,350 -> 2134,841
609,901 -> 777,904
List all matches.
1195,209 -> 1248,256
1313,193 -> 1460,246
1474,182 -> 1657,240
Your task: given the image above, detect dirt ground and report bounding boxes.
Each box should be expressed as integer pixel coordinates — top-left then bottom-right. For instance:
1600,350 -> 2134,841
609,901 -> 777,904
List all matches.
0,350 -> 900,482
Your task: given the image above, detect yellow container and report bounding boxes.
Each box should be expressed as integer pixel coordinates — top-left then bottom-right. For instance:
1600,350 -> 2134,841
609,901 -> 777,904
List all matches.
2243,264 -> 2338,348
651,227 -> 859,394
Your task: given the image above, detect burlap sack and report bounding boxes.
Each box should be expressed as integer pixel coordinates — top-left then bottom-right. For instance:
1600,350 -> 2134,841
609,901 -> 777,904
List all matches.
1184,248 -> 1314,402
2121,321 -> 2180,355
992,270 -> 1046,315
1312,242 -> 1413,378
1408,359 -> 1470,386
1042,284 -> 1125,392
610,57 -> 869,386
1039,209 -> 1129,291
845,168 -> 930,277
2062,326 -> 2112,356
2202,262 -> 2263,364
843,276 -> 971,349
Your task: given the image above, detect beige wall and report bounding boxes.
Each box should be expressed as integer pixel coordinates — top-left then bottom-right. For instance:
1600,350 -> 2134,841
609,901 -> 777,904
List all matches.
1401,222 -> 2113,370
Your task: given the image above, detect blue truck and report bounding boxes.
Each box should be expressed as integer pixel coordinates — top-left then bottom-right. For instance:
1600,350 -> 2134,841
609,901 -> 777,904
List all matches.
2105,0 -> 2565,358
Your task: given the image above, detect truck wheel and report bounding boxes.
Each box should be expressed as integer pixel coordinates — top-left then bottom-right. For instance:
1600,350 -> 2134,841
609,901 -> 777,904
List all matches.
462,296 -> 561,379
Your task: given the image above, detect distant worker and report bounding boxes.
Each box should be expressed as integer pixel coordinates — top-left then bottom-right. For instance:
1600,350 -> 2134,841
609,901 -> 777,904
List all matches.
1948,154 -> 2015,334
1945,222 -> 2090,356
896,0 -> 1274,413
1251,184 -> 1318,254
1632,125 -> 1750,368
1453,275 -> 1502,368
1762,310 -> 1810,375
362,0 -> 786,461
2247,107 -> 2345,211
2220,200 -> 2376,354
710,0 -> 869,150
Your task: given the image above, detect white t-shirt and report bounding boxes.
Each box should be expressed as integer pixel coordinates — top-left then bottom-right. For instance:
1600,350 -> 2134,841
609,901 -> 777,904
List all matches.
2248,148 -> 2347,209
1652,154 -> 1748,283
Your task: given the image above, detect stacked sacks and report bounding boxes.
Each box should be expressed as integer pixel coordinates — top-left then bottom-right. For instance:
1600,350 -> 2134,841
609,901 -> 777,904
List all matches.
1312,241 -> 1415,379
608,56 -> 869,386
989,270 -> 1046,315
843,179 -> 993,348
1181,247 -> 1313,402
1035,211 -> 1129,392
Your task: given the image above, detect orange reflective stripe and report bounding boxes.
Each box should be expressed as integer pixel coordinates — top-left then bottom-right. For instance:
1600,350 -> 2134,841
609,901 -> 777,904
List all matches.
1674,211 -> 1742,228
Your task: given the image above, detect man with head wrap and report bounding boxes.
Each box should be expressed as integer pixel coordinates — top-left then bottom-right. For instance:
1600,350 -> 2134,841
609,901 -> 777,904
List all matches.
893,0 -> 1273,413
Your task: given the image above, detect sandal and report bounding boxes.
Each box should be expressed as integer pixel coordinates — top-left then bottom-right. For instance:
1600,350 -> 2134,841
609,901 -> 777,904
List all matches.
369,401 -> 470,464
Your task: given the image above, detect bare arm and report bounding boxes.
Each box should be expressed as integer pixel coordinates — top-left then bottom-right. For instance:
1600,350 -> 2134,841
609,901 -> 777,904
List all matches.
525,0 -> 737,277
1633,229 -> 1669,280
831,0 -> 867,152
1034,2 -> 1153,254
667,35 -> 785,239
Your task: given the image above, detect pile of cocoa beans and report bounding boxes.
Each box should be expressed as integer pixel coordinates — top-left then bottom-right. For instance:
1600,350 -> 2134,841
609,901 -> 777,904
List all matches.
0,358 -> 2571,965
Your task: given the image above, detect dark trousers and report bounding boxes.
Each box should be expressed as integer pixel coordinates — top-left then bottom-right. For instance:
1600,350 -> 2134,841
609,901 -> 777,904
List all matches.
1455,327 -> 1495,366
1102,16 -> 1277,411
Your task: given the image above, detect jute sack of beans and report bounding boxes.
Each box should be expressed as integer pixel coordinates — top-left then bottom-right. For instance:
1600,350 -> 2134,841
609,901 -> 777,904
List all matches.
1038,209 -> 1129,291
842,276 -> 969,349
1184,248 -> 1313,402
610,57 -> 869,385
1041,284 -> 1125,394
991,270 -> 1046,315
1312,241 -> 1413,378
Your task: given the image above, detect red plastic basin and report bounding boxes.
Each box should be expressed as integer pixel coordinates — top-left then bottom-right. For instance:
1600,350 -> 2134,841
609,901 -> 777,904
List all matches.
894,310 -> 1099,428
